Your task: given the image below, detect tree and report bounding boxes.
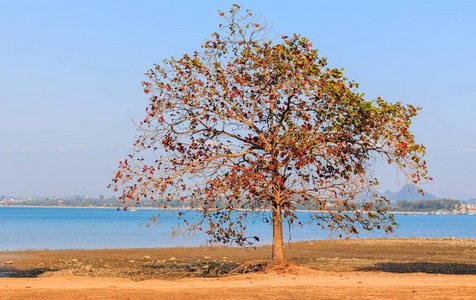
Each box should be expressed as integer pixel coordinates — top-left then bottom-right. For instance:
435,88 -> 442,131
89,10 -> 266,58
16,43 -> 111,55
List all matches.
110,6 -> 430,267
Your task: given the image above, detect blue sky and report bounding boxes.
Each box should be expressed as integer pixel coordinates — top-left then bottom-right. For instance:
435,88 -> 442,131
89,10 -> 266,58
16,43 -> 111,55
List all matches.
1,0 -> 475,199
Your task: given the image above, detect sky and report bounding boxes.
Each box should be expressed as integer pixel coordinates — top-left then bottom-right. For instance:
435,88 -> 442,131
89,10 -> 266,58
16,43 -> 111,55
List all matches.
1,0 -> 475,200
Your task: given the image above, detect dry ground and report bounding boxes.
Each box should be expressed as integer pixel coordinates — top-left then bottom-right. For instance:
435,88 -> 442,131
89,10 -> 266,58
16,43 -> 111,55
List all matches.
1,238 -> 475,299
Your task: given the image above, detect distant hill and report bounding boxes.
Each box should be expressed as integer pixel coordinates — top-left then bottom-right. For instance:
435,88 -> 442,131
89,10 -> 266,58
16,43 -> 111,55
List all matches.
380,185 -> 439,202
31,196 -> 49,200
58,195 -> 88,200
464,198 -> 476,205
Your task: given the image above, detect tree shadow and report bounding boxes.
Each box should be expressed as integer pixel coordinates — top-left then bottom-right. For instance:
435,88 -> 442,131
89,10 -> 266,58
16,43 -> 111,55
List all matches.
143,261 -> 243,277
0,267 -> 58,278
358,262 -> 476,275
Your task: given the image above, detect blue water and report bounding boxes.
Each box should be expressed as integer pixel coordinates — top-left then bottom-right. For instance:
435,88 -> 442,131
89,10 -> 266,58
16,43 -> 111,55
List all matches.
0,207 -> 474,251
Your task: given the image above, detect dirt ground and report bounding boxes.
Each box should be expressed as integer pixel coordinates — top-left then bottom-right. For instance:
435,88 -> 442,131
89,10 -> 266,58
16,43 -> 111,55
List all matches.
1,238 -> 475,299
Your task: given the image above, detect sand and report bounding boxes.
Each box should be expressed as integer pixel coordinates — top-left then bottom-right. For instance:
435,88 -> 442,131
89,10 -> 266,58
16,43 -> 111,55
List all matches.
1,238 -> 475,299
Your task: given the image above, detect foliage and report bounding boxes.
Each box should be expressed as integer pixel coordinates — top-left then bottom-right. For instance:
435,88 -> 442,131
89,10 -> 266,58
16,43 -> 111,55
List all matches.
393,199 -> 461,212
109,6 -> 429,266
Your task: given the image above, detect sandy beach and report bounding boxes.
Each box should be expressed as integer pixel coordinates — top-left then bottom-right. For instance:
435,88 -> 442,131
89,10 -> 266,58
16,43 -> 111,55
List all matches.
1,238 -> 475,299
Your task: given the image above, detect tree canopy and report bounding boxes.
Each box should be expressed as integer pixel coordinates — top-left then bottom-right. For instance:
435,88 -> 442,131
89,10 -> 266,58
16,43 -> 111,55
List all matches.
110,5 -> 430,267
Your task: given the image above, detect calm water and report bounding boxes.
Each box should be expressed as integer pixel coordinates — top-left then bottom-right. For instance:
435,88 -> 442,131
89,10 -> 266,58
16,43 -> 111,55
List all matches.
0,207 -> 474,251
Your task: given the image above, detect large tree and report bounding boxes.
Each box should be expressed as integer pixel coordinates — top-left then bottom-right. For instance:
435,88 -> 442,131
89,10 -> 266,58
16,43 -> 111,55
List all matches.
110,6 -> 430,267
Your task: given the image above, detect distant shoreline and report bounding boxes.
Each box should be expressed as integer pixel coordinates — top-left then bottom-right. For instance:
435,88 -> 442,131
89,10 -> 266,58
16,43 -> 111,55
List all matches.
0,205 -> 449,214
0,205 -> 162,210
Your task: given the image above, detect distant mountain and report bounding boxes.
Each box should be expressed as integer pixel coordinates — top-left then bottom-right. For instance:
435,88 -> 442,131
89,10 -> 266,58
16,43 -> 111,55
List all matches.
380,185 -> 439,202
381,190 -> 396,200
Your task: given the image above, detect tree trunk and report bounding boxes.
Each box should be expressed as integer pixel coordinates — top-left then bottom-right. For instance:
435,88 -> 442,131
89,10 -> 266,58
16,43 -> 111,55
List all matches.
271,204 -> 287,267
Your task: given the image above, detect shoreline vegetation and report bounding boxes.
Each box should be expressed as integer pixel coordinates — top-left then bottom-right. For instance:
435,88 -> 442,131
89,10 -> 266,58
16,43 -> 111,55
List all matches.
0,204 -> 471,215
1,238 -> 475,299
0,199 -> 476,214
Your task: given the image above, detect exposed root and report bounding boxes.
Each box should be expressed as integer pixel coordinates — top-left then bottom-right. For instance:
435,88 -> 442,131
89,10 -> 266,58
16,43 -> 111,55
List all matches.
225,260 -> 268,275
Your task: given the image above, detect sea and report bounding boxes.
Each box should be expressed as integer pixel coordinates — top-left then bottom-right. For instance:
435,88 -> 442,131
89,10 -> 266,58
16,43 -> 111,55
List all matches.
0,207 -> 474,251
